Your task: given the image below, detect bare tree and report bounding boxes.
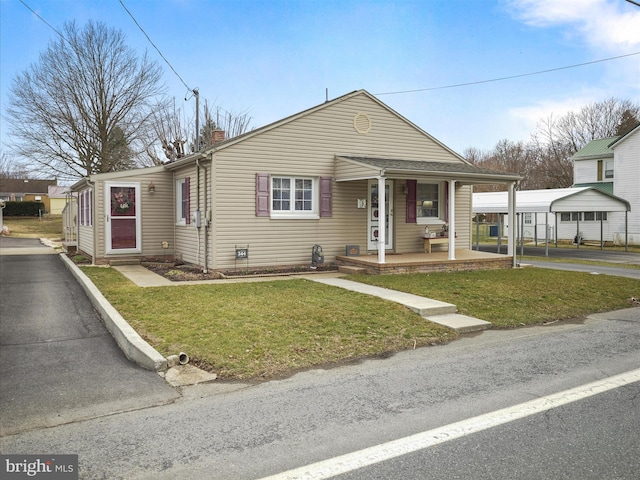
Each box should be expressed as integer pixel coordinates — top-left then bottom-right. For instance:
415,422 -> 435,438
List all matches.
529,98 -> 639,188
466,97 -> 639,191
195,101 -> 253,151
147,98 -> 191,164
468,140 -> 537,192
0,150 -> 28,179
5,21 -> 164,181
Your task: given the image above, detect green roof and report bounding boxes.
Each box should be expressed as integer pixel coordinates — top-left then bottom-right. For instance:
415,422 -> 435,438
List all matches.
572,136 -> 619,159
572,182 -> 614,195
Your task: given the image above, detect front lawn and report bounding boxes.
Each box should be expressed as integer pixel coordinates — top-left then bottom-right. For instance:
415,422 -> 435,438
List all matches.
81,266 -> 640,380
2,215 -> 63,238
347,268 -> 640,327
82,267 -> 455,380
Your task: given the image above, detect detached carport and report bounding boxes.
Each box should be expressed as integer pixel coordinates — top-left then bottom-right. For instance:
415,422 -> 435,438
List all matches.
472,187 -> 631,256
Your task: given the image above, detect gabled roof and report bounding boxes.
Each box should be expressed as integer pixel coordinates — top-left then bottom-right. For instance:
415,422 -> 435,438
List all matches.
572,181 -> 614,195
167,89 -> 473,170
608,122 -> 640,149
0,178 -> 57,195
473,187 -> 630,214
48,185 -> 70,198
572,136 -> 618,160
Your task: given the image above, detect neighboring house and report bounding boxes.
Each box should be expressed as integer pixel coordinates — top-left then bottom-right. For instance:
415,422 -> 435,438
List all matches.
48,185 -> 70,215
571,123 -> 639,245
0,178 -> 58,212
70,90 -> 522,271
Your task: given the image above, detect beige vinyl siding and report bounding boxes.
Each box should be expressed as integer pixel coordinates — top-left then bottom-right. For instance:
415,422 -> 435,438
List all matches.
75,186 -> 95,256
77,224 -> 94,256
95,170 -> 175,260
455,185 -> 473,249
209,93 -> 469,269
173,162 -> 213,267
138,172 -> 175,258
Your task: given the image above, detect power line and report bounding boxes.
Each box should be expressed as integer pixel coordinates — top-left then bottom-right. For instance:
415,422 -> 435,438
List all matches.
118,0 -> 193,94
19,0 -> 68,44
374,51 -> 640,96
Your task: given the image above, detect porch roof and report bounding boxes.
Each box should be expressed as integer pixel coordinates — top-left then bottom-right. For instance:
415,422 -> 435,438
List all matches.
335,155 -> 522,184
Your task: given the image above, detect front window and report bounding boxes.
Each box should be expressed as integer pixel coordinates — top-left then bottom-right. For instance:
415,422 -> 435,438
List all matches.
272,176 -> 315,217
416,183 -> 440,221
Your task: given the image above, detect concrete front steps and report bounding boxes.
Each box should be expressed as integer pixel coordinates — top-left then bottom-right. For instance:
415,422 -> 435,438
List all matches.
307,277 -> 492,334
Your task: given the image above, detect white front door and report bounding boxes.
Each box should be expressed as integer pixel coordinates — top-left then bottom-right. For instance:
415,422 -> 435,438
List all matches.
367,180 -> 393,251
105,182 -> 141,254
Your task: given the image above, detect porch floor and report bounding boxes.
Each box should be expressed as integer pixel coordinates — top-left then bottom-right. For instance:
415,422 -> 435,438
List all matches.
336,249 -> 513,275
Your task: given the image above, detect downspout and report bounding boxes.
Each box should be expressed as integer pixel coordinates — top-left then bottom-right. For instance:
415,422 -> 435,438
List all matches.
202,159 -> 208,273
196,158 -> 202,271
625,211 -> 628,252
88,179 -> 96,265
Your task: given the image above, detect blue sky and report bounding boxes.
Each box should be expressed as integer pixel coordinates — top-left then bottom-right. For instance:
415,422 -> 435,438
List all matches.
1,0 -> 639,158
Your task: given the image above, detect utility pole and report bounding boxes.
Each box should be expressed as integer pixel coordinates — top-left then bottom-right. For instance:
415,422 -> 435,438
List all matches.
194,88 -> 200,152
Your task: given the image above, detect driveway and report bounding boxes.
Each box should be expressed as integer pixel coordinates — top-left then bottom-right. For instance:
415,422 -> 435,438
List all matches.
0,238 -> 178,436
477,243 -> 640,265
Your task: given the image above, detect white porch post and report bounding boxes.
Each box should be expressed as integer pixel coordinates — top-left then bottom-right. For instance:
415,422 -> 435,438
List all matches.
377,175 -> 386,264
507,181 -> 516,267
448,180 -> 456,260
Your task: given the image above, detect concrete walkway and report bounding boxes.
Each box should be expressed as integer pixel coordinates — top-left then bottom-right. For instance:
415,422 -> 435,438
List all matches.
308,277 -> 492,333
113,265 -> 492,333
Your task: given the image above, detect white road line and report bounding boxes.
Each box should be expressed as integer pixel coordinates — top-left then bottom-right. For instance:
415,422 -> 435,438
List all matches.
259,368 -> 640,480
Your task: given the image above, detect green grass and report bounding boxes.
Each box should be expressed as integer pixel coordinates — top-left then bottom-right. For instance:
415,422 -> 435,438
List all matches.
81,266 -> 640,381
347,269 -> 640,328
81,267 -> 455,380
2,215 -> 63,238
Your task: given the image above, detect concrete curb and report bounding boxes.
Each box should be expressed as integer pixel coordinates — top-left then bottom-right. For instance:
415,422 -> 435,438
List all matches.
60,254 -> 168,372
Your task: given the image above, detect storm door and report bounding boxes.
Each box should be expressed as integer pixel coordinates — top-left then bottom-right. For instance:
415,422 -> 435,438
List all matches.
105,182 -> 141,254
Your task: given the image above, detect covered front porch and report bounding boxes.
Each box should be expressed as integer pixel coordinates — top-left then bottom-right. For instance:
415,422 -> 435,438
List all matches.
334,155 -> 523,272
336,249 -> 512,275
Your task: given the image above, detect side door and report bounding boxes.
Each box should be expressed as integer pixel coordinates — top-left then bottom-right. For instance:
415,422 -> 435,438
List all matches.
105,182 -> 141,254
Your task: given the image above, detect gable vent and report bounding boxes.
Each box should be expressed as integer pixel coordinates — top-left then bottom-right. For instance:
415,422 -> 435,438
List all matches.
353,113 -> 372,134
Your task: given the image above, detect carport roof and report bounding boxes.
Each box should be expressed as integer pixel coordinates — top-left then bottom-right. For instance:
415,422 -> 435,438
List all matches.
473,187 -> 630,214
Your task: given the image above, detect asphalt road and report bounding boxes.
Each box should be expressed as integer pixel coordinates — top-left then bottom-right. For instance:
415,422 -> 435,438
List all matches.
2,238 -> 639,479
2,306 -> 639,479
0,238 -> 178,436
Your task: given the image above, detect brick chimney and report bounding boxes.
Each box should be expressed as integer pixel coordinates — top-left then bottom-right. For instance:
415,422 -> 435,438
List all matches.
212,129 -> 225,144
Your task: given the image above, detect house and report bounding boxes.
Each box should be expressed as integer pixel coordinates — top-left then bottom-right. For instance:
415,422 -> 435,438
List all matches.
0,178 -> 58,213
70,90 -> 522,273
571,123 -> 639,245
48,185 -> 70,215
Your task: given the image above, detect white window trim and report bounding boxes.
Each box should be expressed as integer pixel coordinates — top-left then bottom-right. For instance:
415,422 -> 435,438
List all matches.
270,176 -> 319,219
176,178 -> 187,226
416,181 -> 445,225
